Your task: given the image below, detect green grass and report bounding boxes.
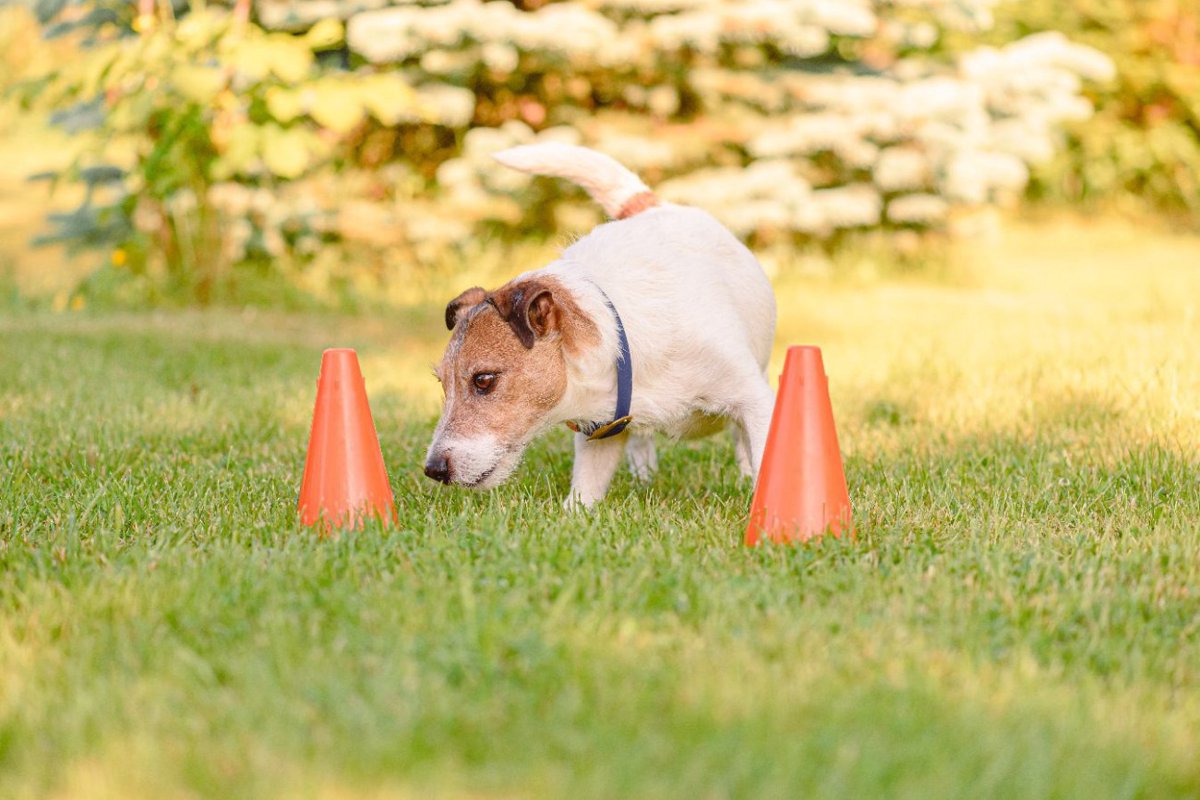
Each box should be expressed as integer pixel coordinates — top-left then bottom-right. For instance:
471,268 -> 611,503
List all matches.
2,219 -> 1200,799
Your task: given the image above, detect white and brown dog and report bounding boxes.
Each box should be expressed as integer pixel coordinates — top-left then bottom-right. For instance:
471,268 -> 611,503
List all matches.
424,143 -> 777,508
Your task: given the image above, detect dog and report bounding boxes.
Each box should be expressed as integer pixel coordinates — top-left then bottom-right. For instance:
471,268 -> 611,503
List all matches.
424,143 -> 777,508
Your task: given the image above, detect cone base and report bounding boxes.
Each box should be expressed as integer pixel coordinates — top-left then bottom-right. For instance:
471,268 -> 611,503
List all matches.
745,506 -> 853,546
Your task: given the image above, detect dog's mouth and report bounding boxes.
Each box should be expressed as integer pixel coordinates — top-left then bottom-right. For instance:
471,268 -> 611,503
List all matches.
464,462 -> 500,488
426,430 -> 537,490
459,444 -> 524,490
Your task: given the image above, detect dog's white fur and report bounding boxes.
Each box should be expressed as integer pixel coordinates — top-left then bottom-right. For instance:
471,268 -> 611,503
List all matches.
426,143 -> 777,508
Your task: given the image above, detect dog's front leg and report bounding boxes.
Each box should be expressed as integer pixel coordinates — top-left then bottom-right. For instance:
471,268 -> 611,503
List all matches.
566,431 -> 627,509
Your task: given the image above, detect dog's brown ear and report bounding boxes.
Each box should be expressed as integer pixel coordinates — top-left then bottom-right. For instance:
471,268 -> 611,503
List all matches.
444,287 -> 487,330
487,280 -> 558,349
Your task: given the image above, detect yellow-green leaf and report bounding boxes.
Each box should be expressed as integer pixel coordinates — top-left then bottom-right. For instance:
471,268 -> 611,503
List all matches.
304,18 -> 344,51
79,48 -> 119,98
175,9 -> 226,51
266,37 -> 313,83
213,123 -> 262,180
360,73 -> 417,125
228,40 -> 272,81
261,125 -> 314,179
138,30 -> 173,68
106,90 -> 157,133
265,87 -> 304,123
309,80 -> 365,134
172,65 -> 226,105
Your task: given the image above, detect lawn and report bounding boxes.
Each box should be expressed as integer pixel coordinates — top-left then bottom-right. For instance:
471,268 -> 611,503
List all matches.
1,217 -> 1199,799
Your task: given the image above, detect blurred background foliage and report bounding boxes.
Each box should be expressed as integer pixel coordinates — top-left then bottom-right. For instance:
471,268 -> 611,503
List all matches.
983,0 -> 1200,223
0,0 -> 1194,307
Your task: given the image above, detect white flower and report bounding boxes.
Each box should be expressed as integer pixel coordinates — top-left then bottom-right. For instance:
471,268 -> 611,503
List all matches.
416,84 -> 476,128
812,184 -> 882,228
646,85 -> 681,117
987,119 -> 1057,164
207,182 -> 253,216
996,31 -> 1116,82
943,150 -> 1028,204
419,49 -> 474,75
591,134 -> 680,171
897,77 -> 986,125
749,113 -> 852,158
778,26 -> 830,58
534,126 -> 584,146
463,125 -> 521,158
808,0 -> 875,37
882,19 -> 939,49
718,199 -> 793,236
874,148 -> 931,193
887,193 -> 948,224
891,0 -> 999,32
595,0 -> 709,12
336,0 -> 1116,240
500,119 -> 538,144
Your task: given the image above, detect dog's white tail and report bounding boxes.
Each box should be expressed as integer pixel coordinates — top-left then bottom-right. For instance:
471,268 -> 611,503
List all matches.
492,143 -> 660,220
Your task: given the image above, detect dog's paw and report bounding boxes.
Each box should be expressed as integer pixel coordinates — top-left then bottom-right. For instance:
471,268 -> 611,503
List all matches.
626,435 -> 658,482
563,491 -> 599,512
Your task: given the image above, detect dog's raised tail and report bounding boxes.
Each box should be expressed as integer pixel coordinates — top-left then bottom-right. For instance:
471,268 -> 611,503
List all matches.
492,143 -> 660,220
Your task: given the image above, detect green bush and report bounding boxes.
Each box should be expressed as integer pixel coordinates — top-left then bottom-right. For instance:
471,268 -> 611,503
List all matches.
16,5 -> 446,303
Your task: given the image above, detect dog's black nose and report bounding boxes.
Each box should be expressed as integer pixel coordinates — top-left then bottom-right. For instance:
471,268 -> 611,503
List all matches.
424,454 -> 452,484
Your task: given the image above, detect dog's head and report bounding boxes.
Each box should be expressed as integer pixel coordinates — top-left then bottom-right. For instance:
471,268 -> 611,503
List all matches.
424,276 -> 595,489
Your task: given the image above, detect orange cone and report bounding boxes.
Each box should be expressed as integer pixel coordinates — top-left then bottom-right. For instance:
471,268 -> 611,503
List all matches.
745,345 -> 853,545
298,348 -> 395,530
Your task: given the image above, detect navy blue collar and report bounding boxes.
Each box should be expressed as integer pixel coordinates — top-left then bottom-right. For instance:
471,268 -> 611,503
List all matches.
567,288 -> 633,441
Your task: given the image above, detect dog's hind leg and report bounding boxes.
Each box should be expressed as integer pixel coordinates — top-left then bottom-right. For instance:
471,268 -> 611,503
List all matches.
733,425 -> 753,478
567,431 -> 627,509
734,378 -> 776,482
626,433 -> 658,482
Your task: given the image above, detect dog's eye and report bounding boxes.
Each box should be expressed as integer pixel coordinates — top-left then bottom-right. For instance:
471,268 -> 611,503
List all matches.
472,372 -> 497,395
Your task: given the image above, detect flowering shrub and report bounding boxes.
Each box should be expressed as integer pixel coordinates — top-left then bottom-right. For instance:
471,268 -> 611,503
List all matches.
984,0 -> 1200,224
23,0 -> 1116,304
343,0 -> 1112,242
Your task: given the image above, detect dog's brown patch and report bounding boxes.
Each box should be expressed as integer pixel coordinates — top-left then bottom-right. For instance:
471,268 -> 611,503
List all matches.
616,191 -> 660,220
434,275 -> 598,444
486,276 -> 599,355
445,286 -> 486,330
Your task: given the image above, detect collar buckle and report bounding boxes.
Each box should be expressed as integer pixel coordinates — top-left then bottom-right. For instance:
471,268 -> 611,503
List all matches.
565,414 -> 634,441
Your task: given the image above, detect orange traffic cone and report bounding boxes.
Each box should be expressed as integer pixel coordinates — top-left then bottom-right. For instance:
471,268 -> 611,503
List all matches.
745,345 -> 853,545
298,348 -> 395,530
